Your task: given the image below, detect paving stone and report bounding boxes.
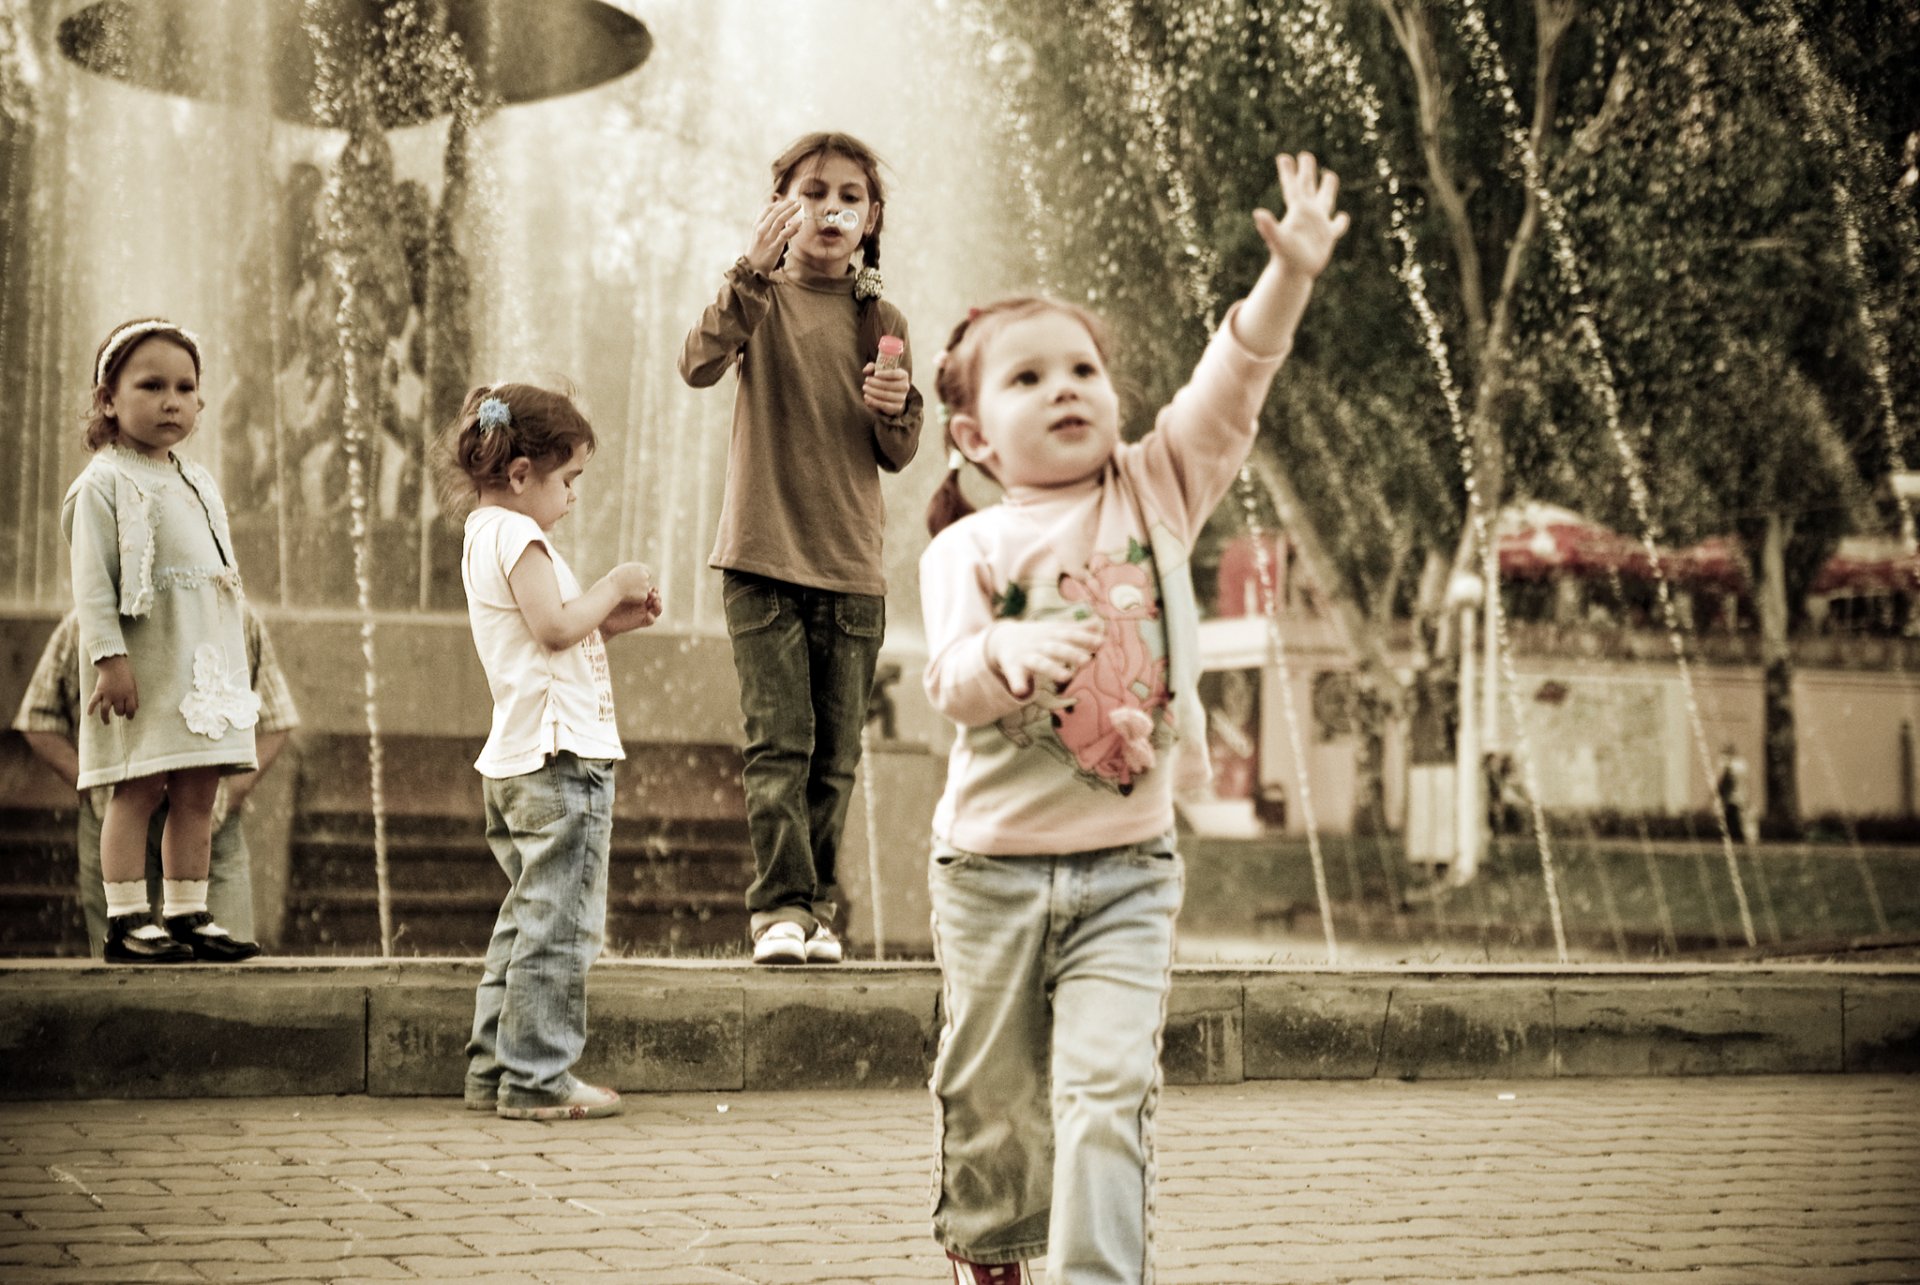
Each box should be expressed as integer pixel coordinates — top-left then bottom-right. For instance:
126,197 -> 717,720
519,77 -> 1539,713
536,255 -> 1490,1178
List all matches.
1553,977 -> 1843,1074
744,978 -> 936,1090
1242,975 -> 1393,1077
1379,979 -> 1556,1079
0,978 -> 364,1100
1844,980 -> 1920,1072
1162,979 -> 1243,1085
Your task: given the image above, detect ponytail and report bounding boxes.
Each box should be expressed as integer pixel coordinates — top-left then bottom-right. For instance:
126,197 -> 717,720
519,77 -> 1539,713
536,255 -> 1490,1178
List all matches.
926,458 -> 976,536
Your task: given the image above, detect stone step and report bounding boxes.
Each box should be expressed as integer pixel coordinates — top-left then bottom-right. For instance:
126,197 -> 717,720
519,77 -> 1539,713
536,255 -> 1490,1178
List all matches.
0,958 -> 1913,1100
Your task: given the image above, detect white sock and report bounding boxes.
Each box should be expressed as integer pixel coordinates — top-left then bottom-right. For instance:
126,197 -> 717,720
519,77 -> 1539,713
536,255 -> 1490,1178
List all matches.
105,881 -> 166,939
162,878 -> 210,922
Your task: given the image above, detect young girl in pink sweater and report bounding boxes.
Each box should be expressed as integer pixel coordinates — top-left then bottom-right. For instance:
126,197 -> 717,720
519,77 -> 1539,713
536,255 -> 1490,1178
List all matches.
919,153 -> 1347,1285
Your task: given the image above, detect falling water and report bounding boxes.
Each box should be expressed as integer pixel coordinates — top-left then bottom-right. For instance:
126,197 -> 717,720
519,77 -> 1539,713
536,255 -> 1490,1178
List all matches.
0,7 -> 39,602
1062,0 -> 1345,959
1755,0 -> 1918,551
1279,0 -> 1575,958
1445,0 -> 1757,949
304,0 -> 393,956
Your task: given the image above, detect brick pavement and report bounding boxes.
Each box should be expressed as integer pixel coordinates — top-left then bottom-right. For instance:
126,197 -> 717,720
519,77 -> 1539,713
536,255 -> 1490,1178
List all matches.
2,1077 -> 1916,1284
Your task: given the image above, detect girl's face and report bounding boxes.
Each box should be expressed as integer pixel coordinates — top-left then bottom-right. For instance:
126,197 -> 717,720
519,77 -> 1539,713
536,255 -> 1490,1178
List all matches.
101,338 -> 201,460
511,440 -> 591,531
779,151 -> 876,276
952,311 -> 1120,493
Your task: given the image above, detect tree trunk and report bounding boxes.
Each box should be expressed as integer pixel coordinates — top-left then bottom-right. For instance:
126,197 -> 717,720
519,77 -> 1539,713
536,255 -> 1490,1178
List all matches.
1758,512 -> 1799,837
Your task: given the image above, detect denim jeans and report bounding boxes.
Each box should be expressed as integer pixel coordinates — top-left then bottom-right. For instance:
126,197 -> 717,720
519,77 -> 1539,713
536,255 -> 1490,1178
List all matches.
465,753 -> 615,1108
721,571 -> 884,936
77,797 -> 254,957
928,837 -> 1183,1284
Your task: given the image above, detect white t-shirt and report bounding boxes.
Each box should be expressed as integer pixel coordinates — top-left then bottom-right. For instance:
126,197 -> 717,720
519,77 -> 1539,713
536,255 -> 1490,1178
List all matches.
462,507 -> 624,778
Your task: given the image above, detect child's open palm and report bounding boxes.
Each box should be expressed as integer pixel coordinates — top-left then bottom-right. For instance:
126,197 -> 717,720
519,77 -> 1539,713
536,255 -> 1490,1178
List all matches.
1256,152 -> 1350,280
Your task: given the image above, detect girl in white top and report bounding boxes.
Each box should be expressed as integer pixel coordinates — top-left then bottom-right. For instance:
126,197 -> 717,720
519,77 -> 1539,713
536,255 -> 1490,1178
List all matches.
443,382 -> 658,1121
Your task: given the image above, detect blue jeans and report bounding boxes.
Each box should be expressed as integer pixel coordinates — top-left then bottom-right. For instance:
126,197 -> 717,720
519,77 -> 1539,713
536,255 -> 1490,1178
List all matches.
465,753 -> 615,1108
721,571 -> 884,937
77,798 -> 254,957
928,837 -> 1183,1283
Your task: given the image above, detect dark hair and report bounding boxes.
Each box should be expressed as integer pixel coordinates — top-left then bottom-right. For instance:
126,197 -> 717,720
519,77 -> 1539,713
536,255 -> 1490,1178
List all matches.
769,131 -> 892,361
436,382 -> 595,517
925,297 -> 1114,536
84,318 -> 203,452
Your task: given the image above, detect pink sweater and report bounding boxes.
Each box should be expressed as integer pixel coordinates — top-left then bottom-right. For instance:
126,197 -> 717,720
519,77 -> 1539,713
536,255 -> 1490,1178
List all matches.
920,304 -> 1287,855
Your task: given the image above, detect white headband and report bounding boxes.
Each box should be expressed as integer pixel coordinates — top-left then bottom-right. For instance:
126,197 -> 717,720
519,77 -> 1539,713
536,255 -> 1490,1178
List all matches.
95,320 -> 201,387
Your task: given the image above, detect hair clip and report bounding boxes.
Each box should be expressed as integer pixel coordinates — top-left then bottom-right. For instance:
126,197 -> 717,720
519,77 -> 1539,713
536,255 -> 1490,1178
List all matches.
853,265 -> 885,302
477,397 -> 512,434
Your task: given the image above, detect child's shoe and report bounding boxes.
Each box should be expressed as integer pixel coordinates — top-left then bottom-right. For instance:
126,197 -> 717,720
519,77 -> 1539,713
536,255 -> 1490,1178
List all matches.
947,1252 -> 1029,1283
104,912 -> 193,964
164,911 -> 262,962
804,923 -> 843,963
497,1082 -> 622,1121
752,921 -> 808,965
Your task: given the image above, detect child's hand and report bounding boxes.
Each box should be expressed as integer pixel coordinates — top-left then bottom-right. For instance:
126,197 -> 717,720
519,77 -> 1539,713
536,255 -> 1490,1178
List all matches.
986,618 -> 1107,700
746,196 -> 805,275
609,561 -> 655,601
88,655 -> 139,723
1255,152 -> 1350,281
602,588 -> 662,636
862,363 -> 911,417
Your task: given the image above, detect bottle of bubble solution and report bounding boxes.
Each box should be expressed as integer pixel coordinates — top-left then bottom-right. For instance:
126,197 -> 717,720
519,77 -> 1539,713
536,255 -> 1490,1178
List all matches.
875,334 -> 905,374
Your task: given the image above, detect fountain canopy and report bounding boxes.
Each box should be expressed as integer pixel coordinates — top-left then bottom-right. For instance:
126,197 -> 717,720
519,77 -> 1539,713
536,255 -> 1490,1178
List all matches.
57,0 -> 652,127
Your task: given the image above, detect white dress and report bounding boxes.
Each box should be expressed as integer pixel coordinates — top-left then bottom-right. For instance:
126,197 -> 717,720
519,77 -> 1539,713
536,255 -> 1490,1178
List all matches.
61,446 -> 259,789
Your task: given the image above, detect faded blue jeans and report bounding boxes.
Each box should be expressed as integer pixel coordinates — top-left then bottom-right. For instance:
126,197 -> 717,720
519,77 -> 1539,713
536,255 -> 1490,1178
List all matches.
465,753 -> 615,1109
928,836 -> 1183,1284
77,796 -> 254,957
721,571 -> 884,937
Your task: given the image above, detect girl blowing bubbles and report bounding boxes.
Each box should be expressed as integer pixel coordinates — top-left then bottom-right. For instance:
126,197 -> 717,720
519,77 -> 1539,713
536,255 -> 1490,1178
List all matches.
64,318 -> 262,964
921,153 -> 1347,1284
443,384 -> 659,1120
680,132 -> 924,965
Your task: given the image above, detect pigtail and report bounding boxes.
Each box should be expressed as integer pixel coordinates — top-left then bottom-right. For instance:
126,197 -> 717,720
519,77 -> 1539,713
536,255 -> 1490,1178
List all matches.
856,225 -> 886,362
434,381 -> 595,523
926,465 -> 976,536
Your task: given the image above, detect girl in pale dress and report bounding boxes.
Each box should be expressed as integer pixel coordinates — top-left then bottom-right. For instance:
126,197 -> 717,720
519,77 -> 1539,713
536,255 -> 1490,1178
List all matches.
62,318 -> 262,963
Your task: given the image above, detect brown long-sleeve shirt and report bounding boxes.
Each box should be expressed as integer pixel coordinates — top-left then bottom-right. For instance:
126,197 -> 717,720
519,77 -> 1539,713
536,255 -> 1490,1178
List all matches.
679,257 -> 924,596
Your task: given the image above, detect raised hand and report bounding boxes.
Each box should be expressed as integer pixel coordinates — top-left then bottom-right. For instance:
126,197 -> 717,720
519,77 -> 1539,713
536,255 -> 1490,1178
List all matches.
1255,152 -> 1350,281
986,618 -> 1108,700
745,196 -> 805,275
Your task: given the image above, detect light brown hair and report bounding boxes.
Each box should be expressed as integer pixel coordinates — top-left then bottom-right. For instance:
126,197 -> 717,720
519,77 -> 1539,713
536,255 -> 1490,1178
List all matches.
84,318 -> 203,452
925,297 -> 1114,536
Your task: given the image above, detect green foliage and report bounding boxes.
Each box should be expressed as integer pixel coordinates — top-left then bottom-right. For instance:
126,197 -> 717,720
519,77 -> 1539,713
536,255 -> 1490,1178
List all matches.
971,0 -> 1915,633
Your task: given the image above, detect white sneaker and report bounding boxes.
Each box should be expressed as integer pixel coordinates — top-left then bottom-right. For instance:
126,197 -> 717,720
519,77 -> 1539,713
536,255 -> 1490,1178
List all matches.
752,921 -> 808,965
804,924 -> 843,963
496,1082 -> 621,1121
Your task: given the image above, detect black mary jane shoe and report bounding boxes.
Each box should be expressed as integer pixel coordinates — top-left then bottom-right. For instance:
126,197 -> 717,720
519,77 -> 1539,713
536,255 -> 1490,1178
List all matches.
164,911 -> 262,963
104,912 -> 194,963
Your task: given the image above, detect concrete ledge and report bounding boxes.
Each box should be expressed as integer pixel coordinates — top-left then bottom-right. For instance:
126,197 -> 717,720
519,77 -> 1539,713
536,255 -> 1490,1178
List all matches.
1,959 -> 1915,1099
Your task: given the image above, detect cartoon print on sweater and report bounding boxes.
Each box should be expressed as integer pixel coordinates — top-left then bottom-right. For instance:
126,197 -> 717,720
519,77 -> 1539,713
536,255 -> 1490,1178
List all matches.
991,542 -> 1171,795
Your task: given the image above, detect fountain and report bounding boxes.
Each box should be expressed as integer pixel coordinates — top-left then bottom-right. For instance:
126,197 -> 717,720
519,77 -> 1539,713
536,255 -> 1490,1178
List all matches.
0,0 -> 1914,964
